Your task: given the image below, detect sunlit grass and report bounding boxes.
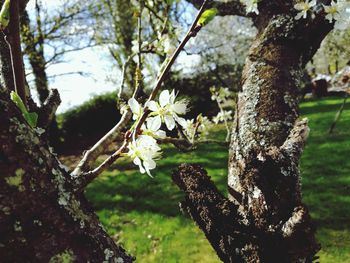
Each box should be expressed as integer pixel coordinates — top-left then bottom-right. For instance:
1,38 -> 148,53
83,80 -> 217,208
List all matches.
86,97 -> 350,262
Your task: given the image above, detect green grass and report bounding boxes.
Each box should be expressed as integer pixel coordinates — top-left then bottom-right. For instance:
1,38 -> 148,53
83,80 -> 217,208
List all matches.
86,97 -> 350,262
300,97 -> 350,262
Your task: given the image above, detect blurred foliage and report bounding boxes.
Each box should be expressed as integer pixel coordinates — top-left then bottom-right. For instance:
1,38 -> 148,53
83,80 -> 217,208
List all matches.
167,64 -> 241,118
310,28 -> 350,75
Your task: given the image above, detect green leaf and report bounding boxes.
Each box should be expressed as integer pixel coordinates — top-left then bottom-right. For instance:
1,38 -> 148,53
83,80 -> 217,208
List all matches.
0,0 -> 11,29
24,112 -> 38,129
10,91 -> 38,128
197,8 -> 218,27
10,91 -> 26,113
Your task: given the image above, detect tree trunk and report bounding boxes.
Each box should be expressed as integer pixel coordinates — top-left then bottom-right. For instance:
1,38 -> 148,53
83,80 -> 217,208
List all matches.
173,3 -> 332,262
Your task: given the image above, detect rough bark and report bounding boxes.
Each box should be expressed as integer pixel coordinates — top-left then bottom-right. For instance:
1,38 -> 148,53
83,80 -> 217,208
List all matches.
173,1 -> 333,262
0,85 -> 134,263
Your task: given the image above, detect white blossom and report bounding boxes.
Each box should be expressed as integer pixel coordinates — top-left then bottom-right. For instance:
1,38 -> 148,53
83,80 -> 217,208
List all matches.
240,0 -> 259,15
181,119 -> 196,141
213,110 -> 233,124
324,1 -> 341,22
333,1 -> 350,30
127,135 -> 162,177
147,90 -> 188,131
294,0 -> 317,20
197,116 -> 213,140
210,87 -> 231,103
131,39 -> 139,54
159,35 -> 177,55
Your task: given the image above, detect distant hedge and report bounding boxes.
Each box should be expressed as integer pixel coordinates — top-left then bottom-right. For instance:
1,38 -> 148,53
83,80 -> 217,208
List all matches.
58,92 -> 122,152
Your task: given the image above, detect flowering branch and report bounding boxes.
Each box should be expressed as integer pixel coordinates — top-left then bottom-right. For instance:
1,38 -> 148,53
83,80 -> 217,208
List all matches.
72,7 -> 173,177
133,0 -> 209,134
73,0 -> 210,190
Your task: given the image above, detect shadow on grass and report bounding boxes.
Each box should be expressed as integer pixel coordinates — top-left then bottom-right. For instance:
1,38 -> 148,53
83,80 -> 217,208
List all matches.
86,142 -> 229,216
300,97 -> 350,233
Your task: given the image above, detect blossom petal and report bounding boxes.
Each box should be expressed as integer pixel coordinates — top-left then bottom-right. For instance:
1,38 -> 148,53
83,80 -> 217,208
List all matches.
147,116 -> 162,131
155,130 -> 166,139
172,102 -> 187,115
175,116 -> 187,127
295,12 -> 303,20
133,157 -> 146,174
144,159 -> 156,170
128,98 -> 140,114
143,159 -> 156,177
169,90 -> 176,104
164,115 -> 176,130
159,90 -> 170,107
145,100 -> 159,112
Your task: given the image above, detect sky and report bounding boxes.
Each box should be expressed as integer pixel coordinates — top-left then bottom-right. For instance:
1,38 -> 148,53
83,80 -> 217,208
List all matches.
26,1 -> 119,113
25,0 -> 201,113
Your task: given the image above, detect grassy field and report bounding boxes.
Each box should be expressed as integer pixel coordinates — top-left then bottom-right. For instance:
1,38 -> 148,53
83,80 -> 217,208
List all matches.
86,97 -> 350,262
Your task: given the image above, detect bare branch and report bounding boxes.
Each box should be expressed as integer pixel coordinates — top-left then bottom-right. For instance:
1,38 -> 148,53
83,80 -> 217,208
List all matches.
73,140 -> 129,192
71,111 -> 132,177
37,88 -> 61,128
46,71 -> 88,79
172,164 -> 250,262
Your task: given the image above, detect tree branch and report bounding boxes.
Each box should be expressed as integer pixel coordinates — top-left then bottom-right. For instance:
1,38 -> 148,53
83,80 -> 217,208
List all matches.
37,88 -> 61,128
172,164 -> 254,262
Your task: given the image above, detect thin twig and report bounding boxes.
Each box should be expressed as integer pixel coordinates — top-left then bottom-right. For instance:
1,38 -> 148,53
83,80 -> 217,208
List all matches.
215,97 -> 231,142
328,93 -> 348,134
118,55 -> 133,98
133,0 -> 144,98
144,2 -> 165,22
3,32 -> 18,94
